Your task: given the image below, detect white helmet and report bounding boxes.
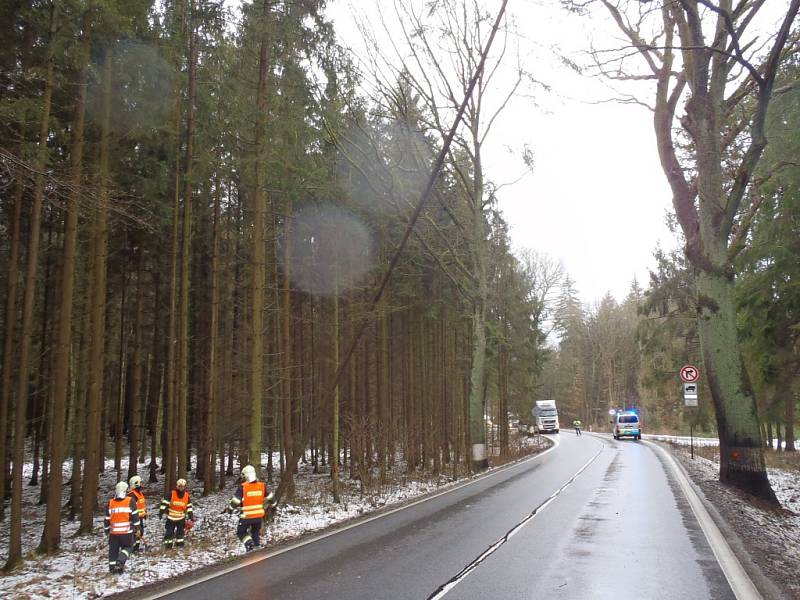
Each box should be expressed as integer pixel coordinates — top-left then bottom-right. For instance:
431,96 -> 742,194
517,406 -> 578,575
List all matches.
129,475 -> 142,489
114,481 -> 128,499
176,478 -> 187,489
241,465 -> 257,483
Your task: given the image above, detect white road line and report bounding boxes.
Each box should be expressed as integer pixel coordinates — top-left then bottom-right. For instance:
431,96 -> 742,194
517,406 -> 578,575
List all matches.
646,441 -> 762,600
142,436 -> 562,599
426,440 -> 605,600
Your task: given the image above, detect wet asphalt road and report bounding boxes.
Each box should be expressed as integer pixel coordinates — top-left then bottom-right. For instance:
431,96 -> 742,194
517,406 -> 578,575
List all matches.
158,434 -> 735,600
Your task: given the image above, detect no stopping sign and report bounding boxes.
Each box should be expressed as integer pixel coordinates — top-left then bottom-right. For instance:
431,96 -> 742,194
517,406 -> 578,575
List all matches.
680,364 -> 700,383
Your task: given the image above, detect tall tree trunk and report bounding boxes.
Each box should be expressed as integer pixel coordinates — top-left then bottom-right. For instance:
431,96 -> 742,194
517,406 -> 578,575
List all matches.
115,266 -> 128,476
148,273 -> 163,483
376,298 -> 388,483
331,279 -> 340,502
498,348 -> 509,458
34,226 -> 54,496
250,0 -> 271,474
163,0 -> 187,496
203,176 -> 221,494
69,276 -> 92,521
177,0 -> 197,480
280,199 -> 294,496
128,247 -> 145,479
467,138 -> 488,471
785,389 -> 796,452
696,268 -> 774,499
163,140 -> 180,490
39,2 -> 93,554
0,177 -> 24,521
80,42 -> 112,534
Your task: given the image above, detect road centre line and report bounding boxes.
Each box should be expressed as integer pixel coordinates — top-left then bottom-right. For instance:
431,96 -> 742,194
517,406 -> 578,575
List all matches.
142,437 -> 562,599
426,439 -> 605,600
645,441 -> 762,600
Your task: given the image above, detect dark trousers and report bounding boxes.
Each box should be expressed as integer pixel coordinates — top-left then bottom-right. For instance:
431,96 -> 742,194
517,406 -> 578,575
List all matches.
237,518 -> 263,549
109,533 -> 134,572
575,427 -> 581,435
133,518 -> 145,551
164,518 -> 186,548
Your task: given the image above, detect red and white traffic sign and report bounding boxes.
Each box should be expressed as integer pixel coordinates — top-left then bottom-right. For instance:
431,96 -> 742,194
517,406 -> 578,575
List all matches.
680,364 -> 700,383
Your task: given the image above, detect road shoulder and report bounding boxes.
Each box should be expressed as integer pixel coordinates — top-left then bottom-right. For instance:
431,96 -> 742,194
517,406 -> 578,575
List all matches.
653,442 -> 793,600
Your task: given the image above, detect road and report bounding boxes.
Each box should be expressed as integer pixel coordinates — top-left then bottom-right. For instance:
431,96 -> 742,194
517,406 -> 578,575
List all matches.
154,433 -> 736,600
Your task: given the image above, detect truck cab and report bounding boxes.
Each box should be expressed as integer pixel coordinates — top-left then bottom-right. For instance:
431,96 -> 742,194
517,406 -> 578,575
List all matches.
533,400 -> 559,434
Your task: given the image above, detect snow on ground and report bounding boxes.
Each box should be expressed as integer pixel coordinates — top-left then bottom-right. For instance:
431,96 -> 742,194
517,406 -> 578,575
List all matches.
645,433 -> 797,450
1,437 -> 549,599
645,433 -> 721,447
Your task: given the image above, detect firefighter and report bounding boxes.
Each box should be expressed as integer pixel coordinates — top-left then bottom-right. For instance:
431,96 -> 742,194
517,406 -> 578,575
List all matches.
128,475 -> 147,552
104,481 -> 140,574
159,478 -> 194,549
224,464 -> 275,552
573,419 -> 582,436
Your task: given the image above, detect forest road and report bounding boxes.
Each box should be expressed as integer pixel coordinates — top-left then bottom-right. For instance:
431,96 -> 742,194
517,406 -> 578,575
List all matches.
152,433 -> 736,600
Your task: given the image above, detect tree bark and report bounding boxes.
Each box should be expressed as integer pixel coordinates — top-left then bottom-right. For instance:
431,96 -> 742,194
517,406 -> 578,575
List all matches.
280,199 -> 295,496
331,278 -> 341,502
80,41 -> 112,534
128,247 -> 145,479
203,175 -> 221,494
39,1 -> 93,554
115,266 -> 128,476
250,0 -> 271,474
0,176 -> 24,521
177,0 -> 197,480
785,389 -> 796,452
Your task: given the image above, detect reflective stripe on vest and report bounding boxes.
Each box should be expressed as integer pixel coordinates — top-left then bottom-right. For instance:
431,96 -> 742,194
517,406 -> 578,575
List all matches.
109,498 -> 133,534
241,481 -> 266,519
168,490 -> 190,520
131,489 -> 147,518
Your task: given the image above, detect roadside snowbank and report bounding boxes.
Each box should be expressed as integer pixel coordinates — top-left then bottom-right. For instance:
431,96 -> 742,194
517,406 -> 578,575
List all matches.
646,434 -> 797,450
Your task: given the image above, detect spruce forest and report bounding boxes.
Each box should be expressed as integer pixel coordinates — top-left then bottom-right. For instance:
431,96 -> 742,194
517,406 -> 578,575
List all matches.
0,0 -> 798,573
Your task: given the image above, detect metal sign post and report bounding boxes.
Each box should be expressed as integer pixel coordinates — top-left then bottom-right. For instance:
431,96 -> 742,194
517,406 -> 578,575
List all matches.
681,366 -> 700,459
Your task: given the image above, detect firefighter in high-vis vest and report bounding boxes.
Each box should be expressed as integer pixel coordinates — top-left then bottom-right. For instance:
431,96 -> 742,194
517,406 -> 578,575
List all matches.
159,478 -> 194,549
104,481 -> 140,574
224,464 -> 275,552
128,475 -> 147,552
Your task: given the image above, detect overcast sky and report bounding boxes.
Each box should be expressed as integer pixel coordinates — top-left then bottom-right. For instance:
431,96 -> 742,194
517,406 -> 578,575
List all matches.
324,0 -> 679,306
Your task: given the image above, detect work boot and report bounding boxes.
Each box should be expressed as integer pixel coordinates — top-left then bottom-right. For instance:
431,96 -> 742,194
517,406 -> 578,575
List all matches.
116,562 -> 125,574
245,539 -> 255,552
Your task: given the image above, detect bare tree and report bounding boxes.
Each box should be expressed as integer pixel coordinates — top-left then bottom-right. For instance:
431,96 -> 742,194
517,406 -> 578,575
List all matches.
575,0 -> 800,502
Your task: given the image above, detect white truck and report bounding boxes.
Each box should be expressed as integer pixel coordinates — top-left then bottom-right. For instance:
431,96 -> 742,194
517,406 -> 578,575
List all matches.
532,400 -> 559,434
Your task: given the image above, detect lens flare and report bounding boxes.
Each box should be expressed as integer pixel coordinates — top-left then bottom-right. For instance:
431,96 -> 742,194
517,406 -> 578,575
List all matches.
282,204 -> 374,296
